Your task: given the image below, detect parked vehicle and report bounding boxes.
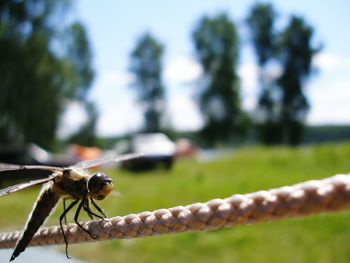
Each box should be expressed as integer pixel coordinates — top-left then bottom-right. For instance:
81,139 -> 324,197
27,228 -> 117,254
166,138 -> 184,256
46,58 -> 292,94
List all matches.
120,133 -> 176,171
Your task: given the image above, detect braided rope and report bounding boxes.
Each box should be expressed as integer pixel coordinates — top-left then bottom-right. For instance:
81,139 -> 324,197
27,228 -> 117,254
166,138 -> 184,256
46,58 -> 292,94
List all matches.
0,173 -> 350,249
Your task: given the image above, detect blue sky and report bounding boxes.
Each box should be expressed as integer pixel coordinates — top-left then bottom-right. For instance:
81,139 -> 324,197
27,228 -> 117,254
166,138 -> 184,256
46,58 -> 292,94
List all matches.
59,0 -> 350,137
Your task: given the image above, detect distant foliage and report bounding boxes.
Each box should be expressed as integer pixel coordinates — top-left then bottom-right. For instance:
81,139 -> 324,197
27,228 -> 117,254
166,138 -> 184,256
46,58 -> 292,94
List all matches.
276,16 -> 320,145
192,13 -> 245,145
246,3 -> 320,145
0,0 -> 94,148
246,3 -> 277,66
129,32 -> 165,133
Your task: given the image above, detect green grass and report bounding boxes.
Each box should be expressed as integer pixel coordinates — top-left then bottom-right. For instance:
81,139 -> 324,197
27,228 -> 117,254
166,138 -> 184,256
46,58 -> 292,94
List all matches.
1,142 -> 350,262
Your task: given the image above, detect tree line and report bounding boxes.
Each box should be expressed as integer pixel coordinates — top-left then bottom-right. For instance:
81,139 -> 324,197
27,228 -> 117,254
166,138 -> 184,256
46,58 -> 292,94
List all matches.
0,0 -> 95,149
130,3 -> 320,146
0,1 -> 320,149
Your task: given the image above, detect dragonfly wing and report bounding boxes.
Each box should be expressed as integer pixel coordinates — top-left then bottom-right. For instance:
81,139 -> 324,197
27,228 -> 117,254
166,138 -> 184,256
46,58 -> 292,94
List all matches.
0,163 -> 23,172
10,185 -> 60,261
71,153 -> 144,170
0,163 -> 63,172
0,175 -> 57,197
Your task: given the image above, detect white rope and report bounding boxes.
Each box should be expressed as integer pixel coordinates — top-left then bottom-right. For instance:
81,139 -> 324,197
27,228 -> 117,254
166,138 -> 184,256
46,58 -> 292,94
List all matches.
0,173 -> 349,249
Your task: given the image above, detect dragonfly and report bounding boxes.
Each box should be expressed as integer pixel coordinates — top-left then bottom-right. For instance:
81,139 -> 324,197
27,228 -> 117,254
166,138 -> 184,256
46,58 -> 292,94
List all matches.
0,153 -> 142,261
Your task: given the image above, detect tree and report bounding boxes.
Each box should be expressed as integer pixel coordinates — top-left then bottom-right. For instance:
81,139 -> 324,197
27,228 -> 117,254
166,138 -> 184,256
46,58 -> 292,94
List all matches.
246,3 -> 277,66
246,3 -> 280,144
129,32 -> 165,133
64,22 -> 94,100
277,16 -> 320,145
0,0 -> 94,149
63,22 -> 97,146
192,13 -> 242,145
246,3 -> 320,145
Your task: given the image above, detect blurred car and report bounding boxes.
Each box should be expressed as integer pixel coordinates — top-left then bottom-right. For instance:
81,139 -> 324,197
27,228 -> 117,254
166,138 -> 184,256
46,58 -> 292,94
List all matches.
120,133 -> 176,171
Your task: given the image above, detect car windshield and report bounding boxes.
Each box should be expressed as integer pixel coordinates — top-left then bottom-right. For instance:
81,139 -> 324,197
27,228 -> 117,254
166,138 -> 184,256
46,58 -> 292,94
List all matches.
132,134 -> 175,155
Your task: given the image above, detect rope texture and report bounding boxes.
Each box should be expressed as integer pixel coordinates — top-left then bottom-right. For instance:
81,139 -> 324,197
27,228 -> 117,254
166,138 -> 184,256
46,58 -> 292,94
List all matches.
0,173 -> 350,249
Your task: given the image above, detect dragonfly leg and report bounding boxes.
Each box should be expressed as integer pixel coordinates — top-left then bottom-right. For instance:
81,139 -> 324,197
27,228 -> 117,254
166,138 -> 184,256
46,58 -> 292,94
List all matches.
63,199 -> 67,225
74,200 -> 98,239
90,198 -> 108,219
83,198 -> 105,220
59,200 -> 79,259
83,199 -> 94,220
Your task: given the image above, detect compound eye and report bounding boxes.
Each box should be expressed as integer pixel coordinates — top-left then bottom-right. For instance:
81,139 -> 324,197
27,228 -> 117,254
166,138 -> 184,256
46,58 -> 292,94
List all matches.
88,172 -> 111,193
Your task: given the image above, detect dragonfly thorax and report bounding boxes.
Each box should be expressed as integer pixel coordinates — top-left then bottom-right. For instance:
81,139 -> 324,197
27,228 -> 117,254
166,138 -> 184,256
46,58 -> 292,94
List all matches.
87,172 -> 113,200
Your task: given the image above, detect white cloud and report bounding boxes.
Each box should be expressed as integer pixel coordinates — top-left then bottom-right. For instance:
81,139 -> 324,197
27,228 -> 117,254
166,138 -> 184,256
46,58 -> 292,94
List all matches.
168,94 -> 203,131
313,52 -> 350,71
308,103 -> 350,125
57,101 -> 88,138
164,56 -> 202,84
78,68 -> 142,137
99,70 -> 134,87
263,61 -> 283,80
238,62 -> 259,111
97,99 -> 143,137
238,62 -> 259,94
313,52 -> 340,70
307,77 -> 350,125
242,95 -> 256,112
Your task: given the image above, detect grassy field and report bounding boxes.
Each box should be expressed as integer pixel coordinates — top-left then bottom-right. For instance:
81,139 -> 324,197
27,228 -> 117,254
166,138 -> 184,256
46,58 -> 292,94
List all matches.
1,142 -> 350,262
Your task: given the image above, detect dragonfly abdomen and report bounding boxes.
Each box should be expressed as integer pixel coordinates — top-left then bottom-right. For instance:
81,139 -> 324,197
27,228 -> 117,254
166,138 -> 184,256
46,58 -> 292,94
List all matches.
10,185 -> 60,261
